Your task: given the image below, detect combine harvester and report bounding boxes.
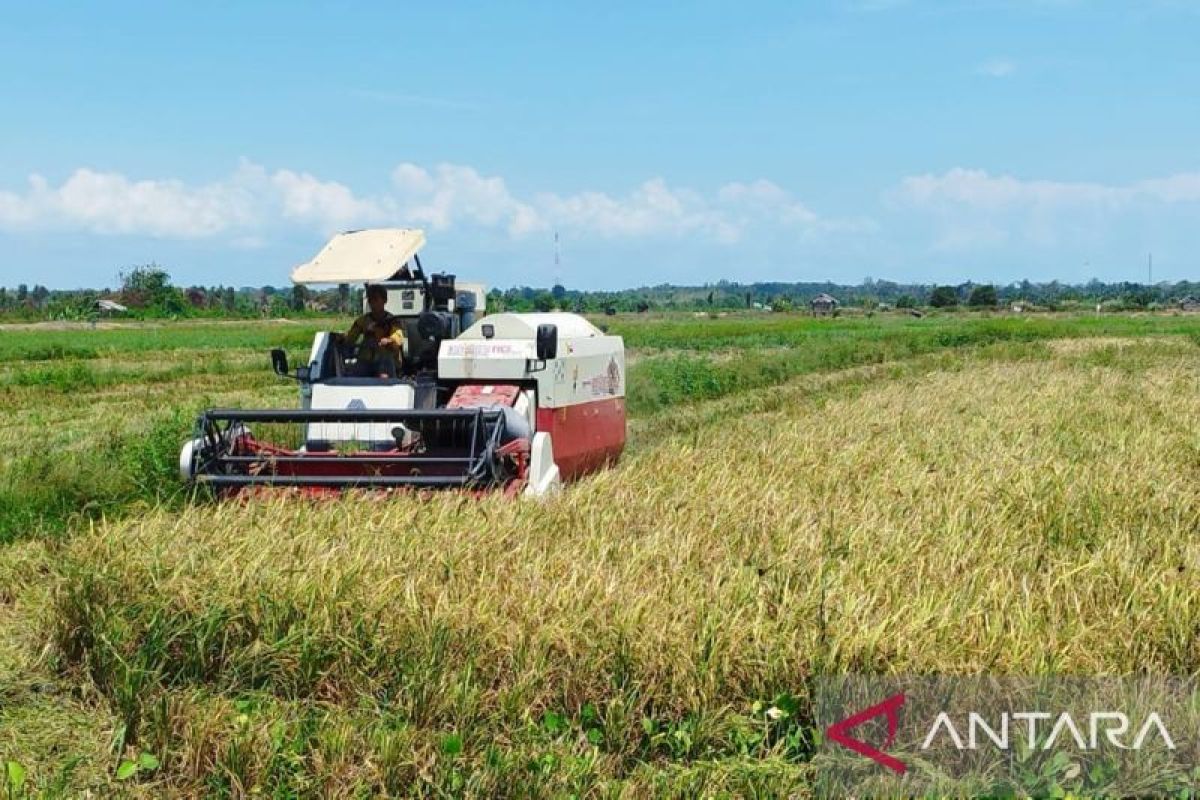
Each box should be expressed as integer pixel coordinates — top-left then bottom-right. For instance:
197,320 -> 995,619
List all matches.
179,228 -> 625,497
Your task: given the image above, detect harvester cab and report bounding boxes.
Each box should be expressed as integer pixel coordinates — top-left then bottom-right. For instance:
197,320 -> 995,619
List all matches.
180,228 -> 626,497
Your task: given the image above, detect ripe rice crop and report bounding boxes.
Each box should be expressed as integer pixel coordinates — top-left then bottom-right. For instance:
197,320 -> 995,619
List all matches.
3,322 -> 1198,796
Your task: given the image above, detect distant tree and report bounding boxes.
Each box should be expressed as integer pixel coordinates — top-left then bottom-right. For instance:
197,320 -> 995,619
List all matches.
337,283 -> 350,313
119,264 -> 173,308
707,291 -> 714,306
16,284 -> 28,304
291,284 -> 309,312
895,294 -> 916,309
223,287 -> 236,312
968,284 -> 998,308
532,291 -> 555,312
162,290 -> 187,315
930,285 -> 958,308
0,287 -> 7,308
185,287 -> 207,307
551,284 -> 566,300
31,285 -> 50,307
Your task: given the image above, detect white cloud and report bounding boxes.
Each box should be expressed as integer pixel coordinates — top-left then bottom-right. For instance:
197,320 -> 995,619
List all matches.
1135,172 -> 1200,203
0,168 -> 258,237
0,160 -> 397,238
0,161 -> 843,246
894,167 -> 1200,251
898,167 -> 1200,211
271,168 -> 392,228
536,178 -> 738,241
530,176 -> 857,243
390,163 -> 543,237
386,166 -> 833,243
718,179 -> 819,225
976,58 -> 1016,78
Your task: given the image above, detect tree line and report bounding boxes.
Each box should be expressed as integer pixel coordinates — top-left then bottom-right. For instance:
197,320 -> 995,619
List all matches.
4,265 -> 1200,321
0,265 -> 362,321
487,278 -> 1200,314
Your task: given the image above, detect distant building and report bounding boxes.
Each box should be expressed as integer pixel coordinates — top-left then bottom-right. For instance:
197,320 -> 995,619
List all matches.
810,293 -> 839,316
1179,297 -> 1200,312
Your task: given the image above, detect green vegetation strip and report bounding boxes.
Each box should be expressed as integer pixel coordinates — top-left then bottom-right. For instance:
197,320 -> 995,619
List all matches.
4,314 -> 1200,543
624,314 -> 1200,414
0,353 -> 271,394
605,312 -> 1200,352
0,410 -> 192,544
0,321 -> 332,363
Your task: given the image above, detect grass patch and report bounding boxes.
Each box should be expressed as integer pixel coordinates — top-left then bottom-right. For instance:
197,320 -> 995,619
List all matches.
604,310 -> 1200,352
623,319 -> 1071,415
0,351 -> 268,394
0,320 -> 333,364
0,409 -> 194,543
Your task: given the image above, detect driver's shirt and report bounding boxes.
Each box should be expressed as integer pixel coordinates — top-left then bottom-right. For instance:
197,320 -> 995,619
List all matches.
346,311 -> 404,363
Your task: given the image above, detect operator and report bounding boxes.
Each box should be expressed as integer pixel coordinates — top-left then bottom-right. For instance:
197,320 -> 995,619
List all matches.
338,284 -> 404,377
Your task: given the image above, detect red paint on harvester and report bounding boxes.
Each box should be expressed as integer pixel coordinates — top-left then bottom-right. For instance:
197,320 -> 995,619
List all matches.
447,383 -> 521,408
536,396 -> 625,480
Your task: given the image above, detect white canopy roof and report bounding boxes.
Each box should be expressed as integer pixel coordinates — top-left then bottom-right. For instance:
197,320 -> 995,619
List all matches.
290,228 -> 426,285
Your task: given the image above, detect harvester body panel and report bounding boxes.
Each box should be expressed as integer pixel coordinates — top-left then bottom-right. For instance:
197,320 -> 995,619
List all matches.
440,313 -> 626,478
306,381 -> 416,448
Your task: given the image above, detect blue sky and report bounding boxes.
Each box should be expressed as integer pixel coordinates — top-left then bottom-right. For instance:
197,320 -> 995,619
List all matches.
1,0 -> 1198,290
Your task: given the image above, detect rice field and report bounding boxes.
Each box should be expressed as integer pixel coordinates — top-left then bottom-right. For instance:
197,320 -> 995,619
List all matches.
3,312 -> 1200,796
